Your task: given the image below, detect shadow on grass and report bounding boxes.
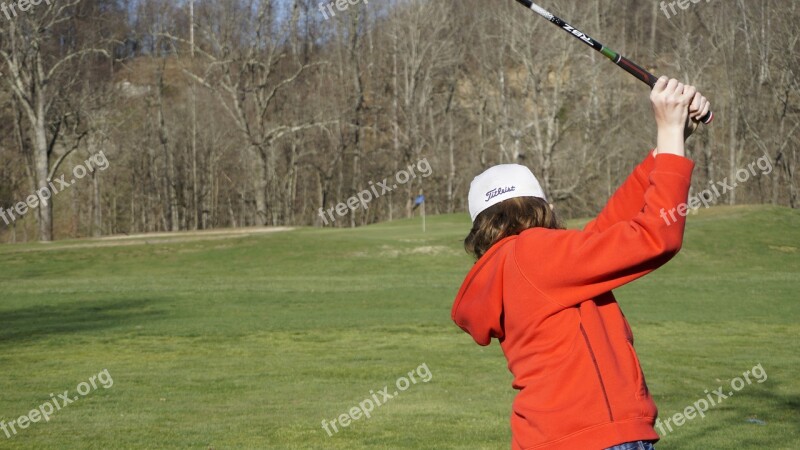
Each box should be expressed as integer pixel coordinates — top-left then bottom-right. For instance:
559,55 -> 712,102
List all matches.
0,298 -> 162,343
661,380 -> 800,447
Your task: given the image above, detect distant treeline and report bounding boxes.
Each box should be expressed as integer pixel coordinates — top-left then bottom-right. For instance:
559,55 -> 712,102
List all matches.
0,0 -> 797,242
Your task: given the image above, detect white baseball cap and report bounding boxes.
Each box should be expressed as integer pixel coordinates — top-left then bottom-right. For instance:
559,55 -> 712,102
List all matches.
468,164 -> 546,222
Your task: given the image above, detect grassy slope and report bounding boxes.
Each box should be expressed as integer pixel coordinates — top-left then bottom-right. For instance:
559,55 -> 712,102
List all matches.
0,205 -> 797,449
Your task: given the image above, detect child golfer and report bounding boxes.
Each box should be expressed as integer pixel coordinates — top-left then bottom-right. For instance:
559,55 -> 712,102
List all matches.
452,77 -> 710,450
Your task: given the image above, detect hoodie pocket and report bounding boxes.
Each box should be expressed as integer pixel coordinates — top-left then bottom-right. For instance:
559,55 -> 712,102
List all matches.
625,341 -> 648,399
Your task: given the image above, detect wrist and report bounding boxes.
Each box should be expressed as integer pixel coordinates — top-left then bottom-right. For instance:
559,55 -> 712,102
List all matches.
657,124 -> 685,135
656,141 -> 685,157
657,129 -> 685,157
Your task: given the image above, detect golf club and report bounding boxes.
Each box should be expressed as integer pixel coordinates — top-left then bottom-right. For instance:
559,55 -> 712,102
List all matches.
514,0 -> 714,124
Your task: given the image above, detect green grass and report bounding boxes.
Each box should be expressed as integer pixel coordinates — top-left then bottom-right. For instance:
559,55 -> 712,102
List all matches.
0,205 -> 798,449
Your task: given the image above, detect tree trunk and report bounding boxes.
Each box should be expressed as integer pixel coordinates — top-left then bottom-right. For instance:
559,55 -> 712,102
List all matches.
32,117 -> 53,241
91,167 -> 102,237
157,70 -> 180,231
253,147 -> 268,226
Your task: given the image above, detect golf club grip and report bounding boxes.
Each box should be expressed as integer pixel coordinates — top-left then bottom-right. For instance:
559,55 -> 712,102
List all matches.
616,55 -> 714,125
615,55 -> 658,87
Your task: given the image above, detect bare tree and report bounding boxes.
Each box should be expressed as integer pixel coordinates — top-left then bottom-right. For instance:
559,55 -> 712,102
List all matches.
176,0 -> 326,226
0,0 -> 109,241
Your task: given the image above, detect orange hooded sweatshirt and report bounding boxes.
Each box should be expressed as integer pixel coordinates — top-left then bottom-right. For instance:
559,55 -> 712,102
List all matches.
452,153 -> 694,450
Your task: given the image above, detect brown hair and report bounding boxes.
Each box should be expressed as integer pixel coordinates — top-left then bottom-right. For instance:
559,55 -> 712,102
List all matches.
464,196 -> 563,260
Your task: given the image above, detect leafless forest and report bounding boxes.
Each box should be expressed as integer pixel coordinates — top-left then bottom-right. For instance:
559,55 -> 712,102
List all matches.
0,0 -> 797,242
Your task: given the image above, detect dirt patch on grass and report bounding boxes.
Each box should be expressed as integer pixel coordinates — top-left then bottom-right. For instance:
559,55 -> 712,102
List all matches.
349,245 -> 457,258
1,227 -> 294,253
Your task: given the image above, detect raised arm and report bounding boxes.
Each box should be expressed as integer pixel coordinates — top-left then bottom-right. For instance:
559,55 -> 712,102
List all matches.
516,153 -> 693,307
515,78 -> 709,307
585,77 -> 710,233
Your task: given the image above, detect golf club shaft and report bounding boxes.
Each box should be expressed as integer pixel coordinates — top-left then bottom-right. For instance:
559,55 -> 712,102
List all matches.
515,0 -> 714,124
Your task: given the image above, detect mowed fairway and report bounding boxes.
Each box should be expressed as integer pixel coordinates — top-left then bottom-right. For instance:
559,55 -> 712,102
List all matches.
0,206 -> 798,449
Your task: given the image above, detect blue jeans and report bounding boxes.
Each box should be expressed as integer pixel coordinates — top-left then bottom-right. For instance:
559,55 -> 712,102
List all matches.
605,441 -> 656,450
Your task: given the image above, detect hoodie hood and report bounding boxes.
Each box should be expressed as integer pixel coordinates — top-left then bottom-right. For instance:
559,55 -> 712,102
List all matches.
451,236 -> 516,346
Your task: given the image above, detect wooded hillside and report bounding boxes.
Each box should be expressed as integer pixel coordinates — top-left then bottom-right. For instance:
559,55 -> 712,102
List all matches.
1,0 -> 797,241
